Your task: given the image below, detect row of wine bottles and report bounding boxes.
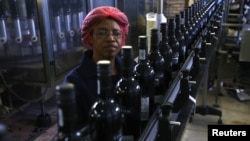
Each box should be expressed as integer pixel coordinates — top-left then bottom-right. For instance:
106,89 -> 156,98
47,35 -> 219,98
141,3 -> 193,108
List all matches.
52,0 -> 224,141
155,1 -> 224,140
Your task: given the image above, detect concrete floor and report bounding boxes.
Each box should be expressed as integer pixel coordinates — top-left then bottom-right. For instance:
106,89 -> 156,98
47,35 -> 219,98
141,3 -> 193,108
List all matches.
0,94 -> 57,141
180,53 -> 250,141
180,86 -> 250,141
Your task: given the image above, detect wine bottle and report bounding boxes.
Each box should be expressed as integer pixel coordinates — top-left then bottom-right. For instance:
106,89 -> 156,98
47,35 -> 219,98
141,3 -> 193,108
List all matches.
194,2 -> 202,36
133,36 -> 155,126
196,1 -> 203,33
180,11 -> 190,60
190,4 -> 198,42
188,6 -> 197,46
159,23 -> 173,88
190,48 -> 200,80
175,14 -> 186,65
53,83 -> 87,141
115,46 -> 141,141
184,8 -> 193,54
89,60 -> 123,141
168,18 -> 180,73
201,2 -> 209,30
0,123 -> 9,141
198,0 -> 205,30
148,29 -> 166,104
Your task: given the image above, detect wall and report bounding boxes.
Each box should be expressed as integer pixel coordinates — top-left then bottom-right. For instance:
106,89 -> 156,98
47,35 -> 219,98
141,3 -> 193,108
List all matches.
145,0 -> 196,18
164,0 -> 186,18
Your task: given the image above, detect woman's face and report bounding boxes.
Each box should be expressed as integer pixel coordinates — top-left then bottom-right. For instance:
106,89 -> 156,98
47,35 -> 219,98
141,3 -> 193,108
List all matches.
90,18 -> 123,61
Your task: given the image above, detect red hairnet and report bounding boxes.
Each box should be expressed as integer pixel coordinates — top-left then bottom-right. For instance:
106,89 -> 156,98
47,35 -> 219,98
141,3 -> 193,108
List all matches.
81,6 -> 129,49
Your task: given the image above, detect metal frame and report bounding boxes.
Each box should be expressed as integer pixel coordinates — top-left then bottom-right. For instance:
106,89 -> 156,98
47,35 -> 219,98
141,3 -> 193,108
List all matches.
87,0 -> 118,11
138,0 -> 223,140
0,0 -> 87,87
36,0 -> 55,86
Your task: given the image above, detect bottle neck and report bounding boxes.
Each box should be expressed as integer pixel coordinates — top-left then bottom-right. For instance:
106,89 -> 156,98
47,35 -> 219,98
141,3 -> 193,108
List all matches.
184,9 -> 190,27
150,29 -> 159,52
188,7 -> 194,24
180,12 -> 185,26
194,3 -> 199,19
57,96 -> 79,134
98,75 -> 112,99
175,15 -> 181,31
168,20 -> 176,38
161,33 -> 168,45
122,56 -> 134,77
138,49 -> 148,62
138,36 -> 148,62
180,12 -> 188,35
159,22 -> 168,42
96,61 -> 113,100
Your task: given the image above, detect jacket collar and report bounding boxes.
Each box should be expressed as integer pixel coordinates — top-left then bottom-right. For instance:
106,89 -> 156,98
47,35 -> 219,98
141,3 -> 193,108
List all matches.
78,50 -> 122,78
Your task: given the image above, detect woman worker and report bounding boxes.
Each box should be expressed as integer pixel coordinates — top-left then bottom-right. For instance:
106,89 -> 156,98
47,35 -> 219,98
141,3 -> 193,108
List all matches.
64,6 -> 130,128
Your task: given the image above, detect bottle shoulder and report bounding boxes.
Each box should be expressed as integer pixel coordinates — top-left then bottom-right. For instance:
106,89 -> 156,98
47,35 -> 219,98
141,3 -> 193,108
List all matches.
134,62 -> 154,70
52,131 -> 87,141
89,99 -> 122,115
160,43 -> 173,52
133,64 -> 155,76
148,52 -> 165,63
116,77 -> 140,86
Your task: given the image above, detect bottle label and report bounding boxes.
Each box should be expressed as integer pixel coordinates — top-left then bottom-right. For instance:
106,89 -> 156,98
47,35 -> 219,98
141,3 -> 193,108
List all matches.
154,73 -> 164,87
182,46 -> 186,55
146,12 -> 156,53
139,49 -> 146,60
154,95 -> 163,104
58,108 -> 64,127
172,52 -> 179,65
141,97 -> 150,121
154,73 -> 164,103
97,79 -> 100,95
113,133 -> 123,141
159,32 -> 162,42
180,18 -> 185,25
123,136 -> 134,141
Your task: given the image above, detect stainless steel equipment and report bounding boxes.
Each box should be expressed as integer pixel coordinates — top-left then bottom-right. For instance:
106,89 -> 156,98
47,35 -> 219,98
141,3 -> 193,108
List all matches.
0,0 -> 87,87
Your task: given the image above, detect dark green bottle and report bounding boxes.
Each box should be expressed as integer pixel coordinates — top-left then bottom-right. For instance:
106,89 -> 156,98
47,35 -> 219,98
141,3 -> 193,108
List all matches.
53,83 -> 87,141
89,60 -> 123,141
148,29 -> 166,104
115,46 -> 141,141
133,36 -> 155,127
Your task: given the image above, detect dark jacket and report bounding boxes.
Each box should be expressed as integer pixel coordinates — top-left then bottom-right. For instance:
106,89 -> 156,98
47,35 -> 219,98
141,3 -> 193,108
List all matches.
64,50 -> 123,128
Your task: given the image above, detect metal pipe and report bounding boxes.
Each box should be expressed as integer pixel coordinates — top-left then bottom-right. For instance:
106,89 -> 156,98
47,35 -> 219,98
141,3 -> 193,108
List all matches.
25,0 -> 38,42
0,19 -> 7,44
9,0 -> 23,44
0,0 -> 7,44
